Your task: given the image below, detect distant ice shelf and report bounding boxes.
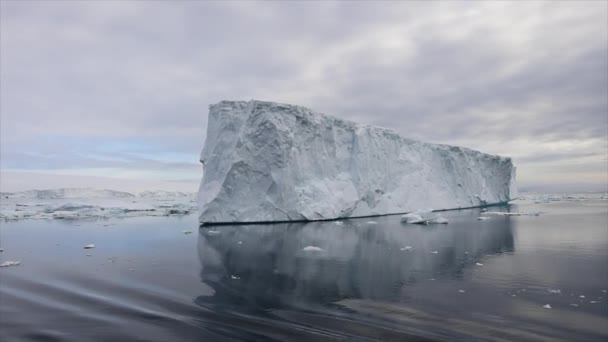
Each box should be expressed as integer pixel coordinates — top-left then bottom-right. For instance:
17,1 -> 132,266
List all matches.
0,189 -> 197,221
198,100 -> 518,225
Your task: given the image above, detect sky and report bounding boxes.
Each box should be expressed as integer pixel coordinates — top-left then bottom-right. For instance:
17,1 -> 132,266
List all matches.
1,0 -> 607,193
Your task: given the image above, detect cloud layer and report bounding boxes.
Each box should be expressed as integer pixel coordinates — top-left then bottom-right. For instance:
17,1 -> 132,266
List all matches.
1,1 -> 606,191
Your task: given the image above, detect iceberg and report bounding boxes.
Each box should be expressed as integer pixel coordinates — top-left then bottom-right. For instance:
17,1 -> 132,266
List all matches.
198,100 -> 517,225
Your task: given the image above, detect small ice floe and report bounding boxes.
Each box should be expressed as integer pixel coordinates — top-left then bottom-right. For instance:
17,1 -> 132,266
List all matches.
580,295 -> 585,298
429,278 -> 436,281
458,290 -> 466,293
477,217 -> 490,221
181,230 -> 192,234
366,221 -> 378,225
401,210 -> 447,224
83,244 -> 95,249
548,289 -> 561,294
400,246 -> 413,251
302,246 -> 324,252
205,230 -> 221,236
543,304 -> 552,309
512,294 -> 517,297
231,275 -> 240,280
237,241 -> 243,244
0,261 -> 21,267
430,251 -> 439,254
335,221 -> 344,225
570,303 -> 579,307
590,301 -> 598,304
602,290 -> 607,293
476,263 -> 484,266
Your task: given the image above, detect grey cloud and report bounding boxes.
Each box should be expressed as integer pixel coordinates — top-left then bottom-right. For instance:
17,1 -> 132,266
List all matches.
1,1 -> 606,189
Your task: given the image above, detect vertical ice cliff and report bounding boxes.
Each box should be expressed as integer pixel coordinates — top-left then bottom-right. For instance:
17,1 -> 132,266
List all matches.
198,100 -> 517,224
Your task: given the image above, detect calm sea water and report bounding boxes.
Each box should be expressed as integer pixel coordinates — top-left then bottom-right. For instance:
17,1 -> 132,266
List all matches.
1,199 -> 607,341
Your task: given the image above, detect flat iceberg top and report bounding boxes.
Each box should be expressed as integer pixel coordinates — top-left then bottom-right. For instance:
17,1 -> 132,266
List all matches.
198,100 -> 517,224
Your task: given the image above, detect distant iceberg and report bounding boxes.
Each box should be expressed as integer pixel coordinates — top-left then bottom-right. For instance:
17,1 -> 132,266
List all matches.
198,100 -> 517,225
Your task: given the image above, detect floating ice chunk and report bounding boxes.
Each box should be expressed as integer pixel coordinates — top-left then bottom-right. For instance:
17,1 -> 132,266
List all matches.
335,221 -> 344,225
83,244 -> 95,249
477,216 -> 490,220
205,230 -> 221,236
0,261 -> 21,267
302,246 -> 324,252
181,230 -> 192,234
400,246 -> 413,251
402,210 -> 447,224
401,213 -> 423,223
458,290 -> 466,293
570,304 -> 579,307
602,290 -> 607,293
543,304 -> 552,309
430,251 -> 439,254
237,241 -> 243,244
476,263 -> 484,266
590,301 -> 598,304
231,275 -> 240,280
580,295 -> 585,298
366,221 -> 378,225
548,289 -> 561,294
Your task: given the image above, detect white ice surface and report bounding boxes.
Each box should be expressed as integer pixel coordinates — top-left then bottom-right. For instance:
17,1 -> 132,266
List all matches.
198,100 -> 517,224
0,188 -> 197,221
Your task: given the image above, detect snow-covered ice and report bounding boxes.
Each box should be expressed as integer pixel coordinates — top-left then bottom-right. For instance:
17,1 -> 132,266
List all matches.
198,100 -> 517,224
543,304 -> 552,309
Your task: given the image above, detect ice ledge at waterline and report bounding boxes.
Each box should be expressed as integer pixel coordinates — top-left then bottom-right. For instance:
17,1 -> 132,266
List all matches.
198,100 -> 517,225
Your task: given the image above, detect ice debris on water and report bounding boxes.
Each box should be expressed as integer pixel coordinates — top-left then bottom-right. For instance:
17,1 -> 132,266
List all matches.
580,295 -> 585,298
543,304 -> 552,309
458,290 -> 466,293
366,221 -> 378,225
570,304 -> 579,307
430,251 -> 439,254
590,301 -> 598,304
83,244 -> 95,249
477,217 -> 490,221
205,230 -> 221,236
302,246 -> 324,252
0,261 -> 21,267
335,221 -> 344,225
181,230 -> 192,234
401,210 -> 448,224
400,246 -> 413,251
231,275 -> 240,280
476,263 -> 484,266
548,289 -> 561,294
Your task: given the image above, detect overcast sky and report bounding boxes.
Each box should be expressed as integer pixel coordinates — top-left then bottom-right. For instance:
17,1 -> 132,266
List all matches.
1,1 -> 606,192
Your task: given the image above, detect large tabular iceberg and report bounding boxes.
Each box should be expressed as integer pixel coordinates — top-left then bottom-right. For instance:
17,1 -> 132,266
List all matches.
198,100 -> 517,225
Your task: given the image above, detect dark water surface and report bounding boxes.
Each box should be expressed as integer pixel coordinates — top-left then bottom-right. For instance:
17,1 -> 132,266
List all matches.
1,200 -> 607,341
